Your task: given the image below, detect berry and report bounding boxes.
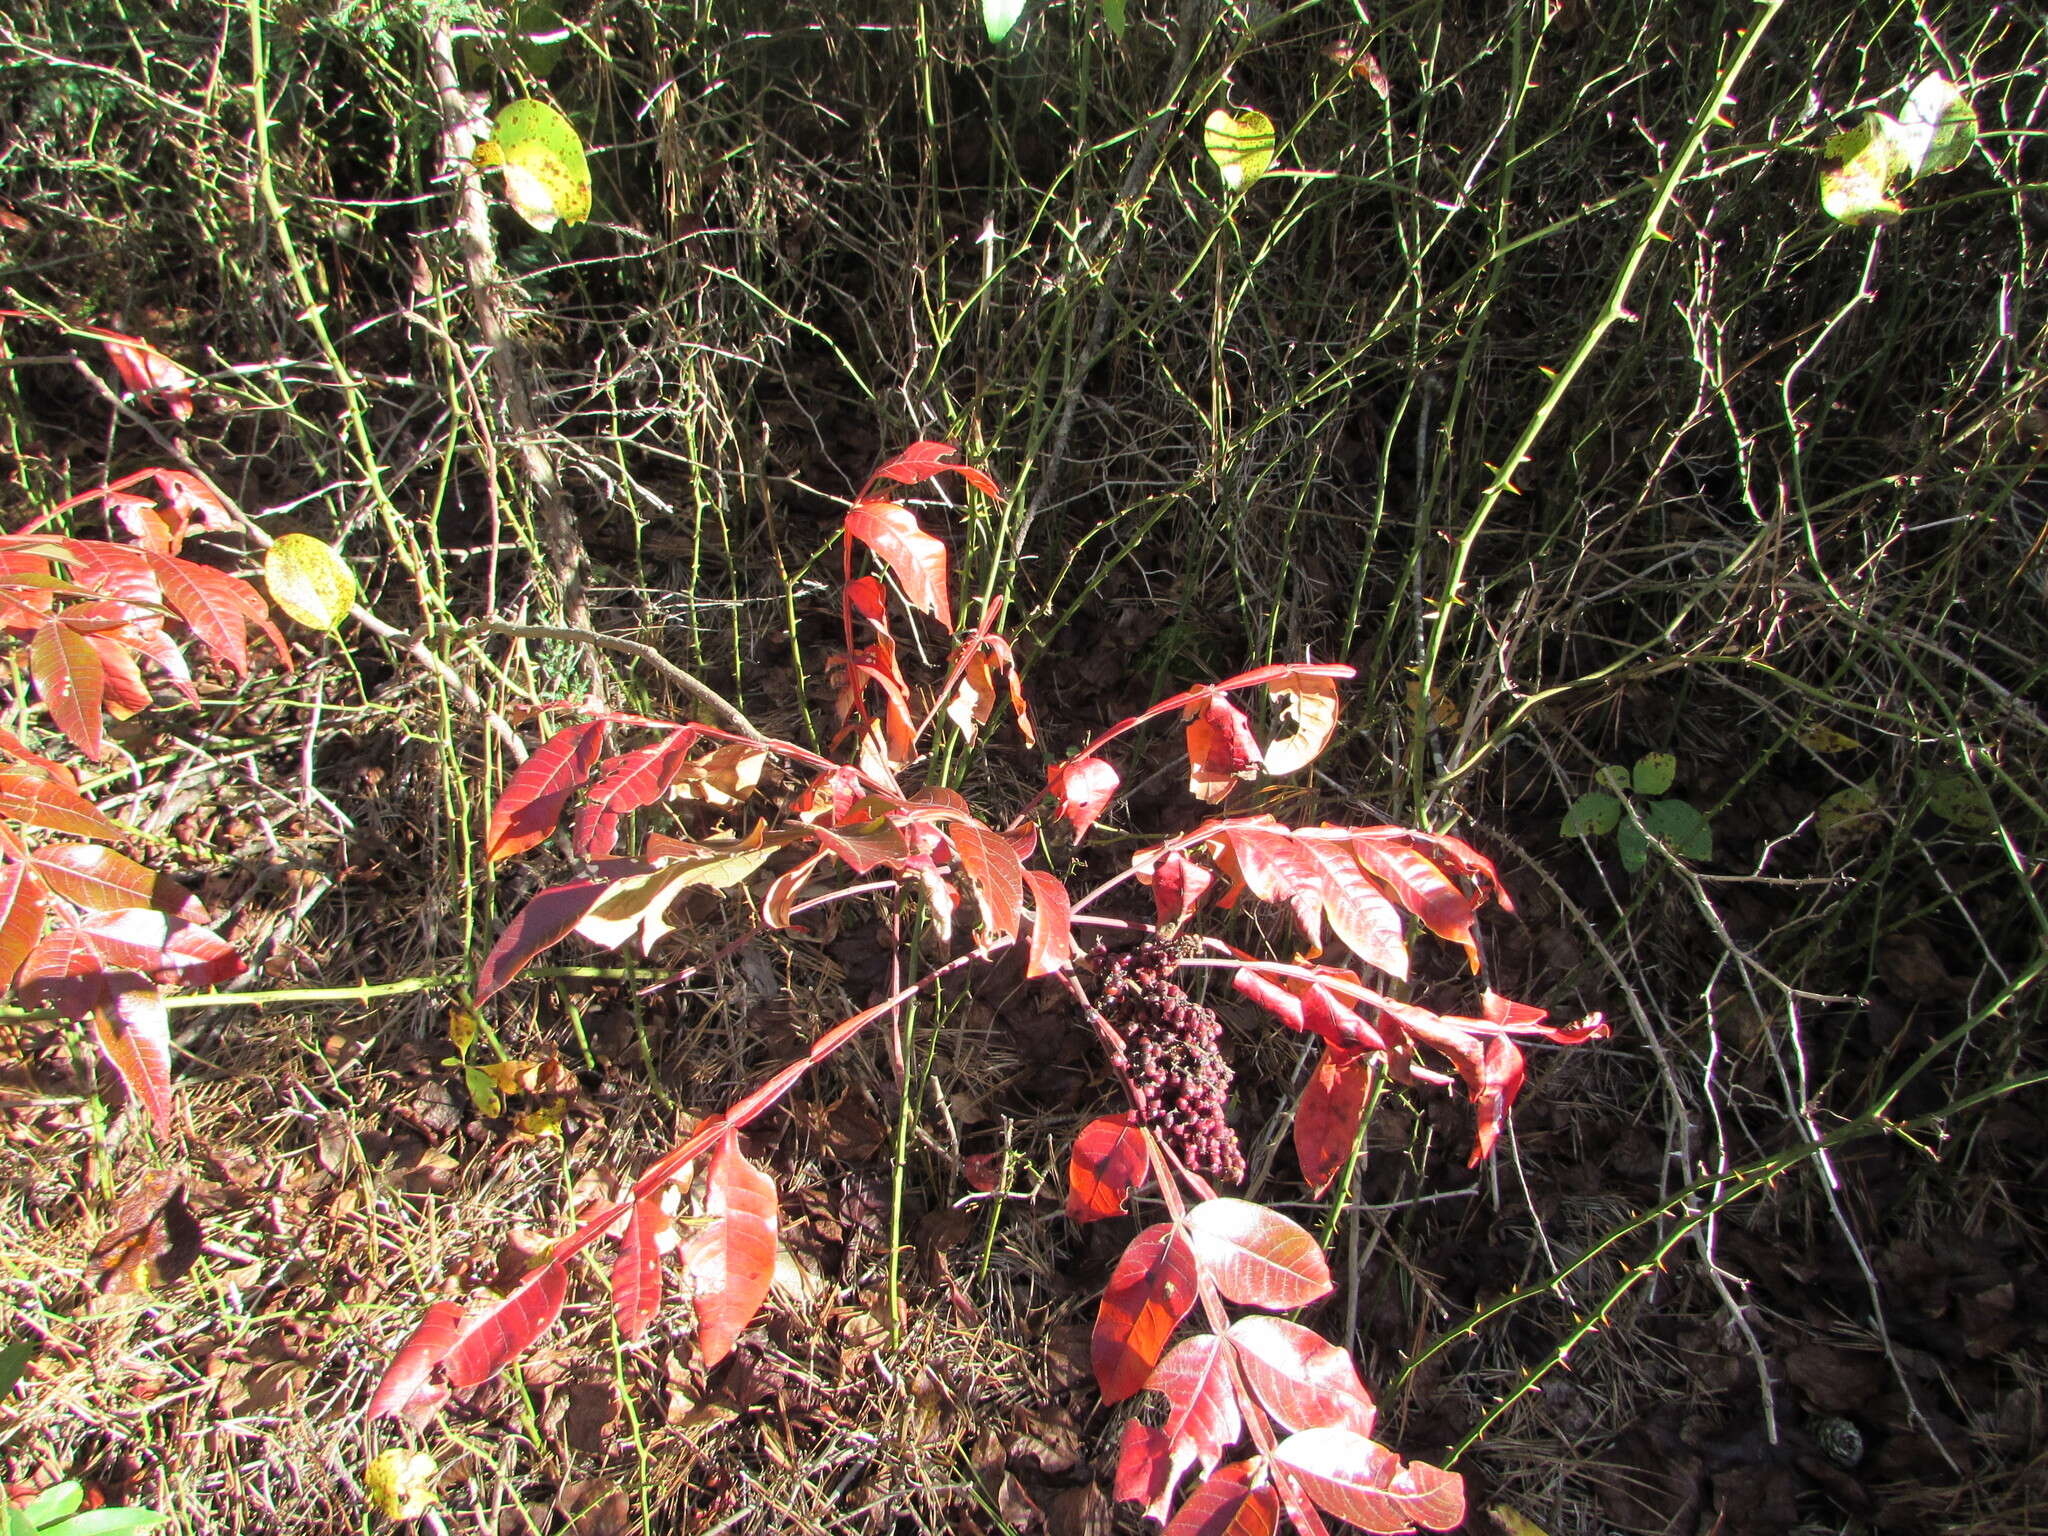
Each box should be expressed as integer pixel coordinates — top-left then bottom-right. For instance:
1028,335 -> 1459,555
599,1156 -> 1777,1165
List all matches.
1086,941 -> 1245,1185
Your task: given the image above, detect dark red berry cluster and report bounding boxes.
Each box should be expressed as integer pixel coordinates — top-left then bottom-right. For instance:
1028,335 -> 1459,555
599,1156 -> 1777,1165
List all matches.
1089,941 -> 1246,1185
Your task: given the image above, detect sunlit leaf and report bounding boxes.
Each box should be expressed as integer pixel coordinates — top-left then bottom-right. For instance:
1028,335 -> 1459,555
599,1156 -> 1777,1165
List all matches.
364,1448 -> 439,1522
1894,71 -> 1977,179
30,620 -> 105,760
1261,667 -> 1342,776
1049,756 -> 1119,841
1094,1222 -> 1199,1402
264,533 -> 355,631
1227,1316 -> 1376,1439
1205,108 -> 1276,190
1273,1426 -> 1464,1533
984,0 -> 1026,42
1820,113 -> 1907,226
486,720 -> 607,862
1067,1114 -> 1154,1223
474,99 -> 591,232
1182,1198 -> 1332,1309
680,1130 -> 778,1367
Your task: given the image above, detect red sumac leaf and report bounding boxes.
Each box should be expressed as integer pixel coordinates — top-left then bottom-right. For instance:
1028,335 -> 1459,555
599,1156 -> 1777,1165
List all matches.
1094,1221 -> 1198,1403
367,1299 -> 468,1423
100,331 -> 196,419
1138,848 -> 1216,929
864,440 -> 1003,500
487,721 -> 607,862
69,907 -> 241,989
1273,1427 -> 1465,1534
680,1129 -> 778,1367
1226,1316 -> 1376,1439
1149,1332 -> 1242,1480
1185,696 -> 1262,804
844,500 -> 951,629
1049,756 -> 1119,841
574,728 -> 701,857
1022,868 -> 1072,978
91,985 -> 173,1133
0,859 -> 49,987
1295,834 -> 1408,980
1114,1419 -> 1176,1524
1348,835 -> 1482,970
144,552 -> 270,675
1163,1462 -> 1280,1536
475,878 -> 613,1002
1067,1114 -> 1154,1223
1182,1199 -> 1332,1310
1295,1046 -> 1373,1196
30,843 -> 205,921
30,620 -> 105,760
443,1259 -> 570,1390
0,767 -> 121,839
613,1193 -> 669,1341
948,816 -> 1025,944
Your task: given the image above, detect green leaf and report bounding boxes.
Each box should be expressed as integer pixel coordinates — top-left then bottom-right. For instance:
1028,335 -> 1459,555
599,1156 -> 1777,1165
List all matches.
1560,792 -> 1621,839
0,1339 -> 34,1400
1632,752 -> 1676,797
1819,113 -> 1908,226
1924,770 -> 1996,833
1817,781 -> 1884,845
464,1064 -> 504,1118
983,0 -> 1026,43
509,0 -> 571,76
1595,763 -> 1631,793
1099,0 -> 1126,36
1204,108 -> 1276,190
18,1486 -> 83,1526
474,99 -> 591,233
43,1511 -> 166,1535
1895,71 -> 1976,180
1643,798 -> 1712,862
1797,723 -> 1860,754
1616,817 -> 1648,874
264,533 -> 356,632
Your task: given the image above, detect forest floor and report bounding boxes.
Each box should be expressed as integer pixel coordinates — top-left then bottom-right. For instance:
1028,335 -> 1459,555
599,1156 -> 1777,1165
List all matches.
2,2 -> 2046,1534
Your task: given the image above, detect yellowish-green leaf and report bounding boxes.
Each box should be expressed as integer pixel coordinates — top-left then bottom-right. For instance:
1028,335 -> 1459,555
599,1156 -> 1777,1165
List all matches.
573,842 -> 775,953
1817,781 -> 1884,845
1797,724 -> 1860,754
365,1449 -> 438,1521
447,1004 -> 480,1057
1924,769 -> 1996,832
474,98 -> 591,233
264,533 -> 356,631
1204,108 -> 1276,190
1632,751 -> 1677,797
1896,71 -> 1976,180
1819,113 -> 1907,226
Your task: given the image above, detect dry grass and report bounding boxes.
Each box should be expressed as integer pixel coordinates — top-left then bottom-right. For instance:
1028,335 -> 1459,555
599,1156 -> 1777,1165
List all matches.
2,0 -> 2045,1532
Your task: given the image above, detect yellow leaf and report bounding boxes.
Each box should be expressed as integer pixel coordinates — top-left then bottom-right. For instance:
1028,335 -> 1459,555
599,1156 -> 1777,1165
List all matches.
264,533 -> 356,631
1204,108 -> 1276,190
365,1448 -> 438,1521
475,98 -> 591,233
1797,724 -> 1860,754
1488,1506 -> 1554,1536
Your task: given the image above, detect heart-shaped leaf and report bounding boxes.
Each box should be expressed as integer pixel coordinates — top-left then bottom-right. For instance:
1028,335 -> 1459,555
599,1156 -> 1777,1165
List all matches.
475,99 -> 591,232
1205,109 -> 1275,191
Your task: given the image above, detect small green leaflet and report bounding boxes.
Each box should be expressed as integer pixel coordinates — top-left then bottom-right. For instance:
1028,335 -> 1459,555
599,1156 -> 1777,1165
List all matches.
1204,108 -> 1276,190
1561,792 -> 1621,839
983,0 -> 1026,43
475,99 -> 591,233
1631,752 -> 1676,797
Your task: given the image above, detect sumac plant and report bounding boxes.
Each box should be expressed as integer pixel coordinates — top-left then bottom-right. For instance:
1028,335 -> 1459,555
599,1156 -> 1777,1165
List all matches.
370,443 -> 1605,1533
1,468 -> 280,1130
